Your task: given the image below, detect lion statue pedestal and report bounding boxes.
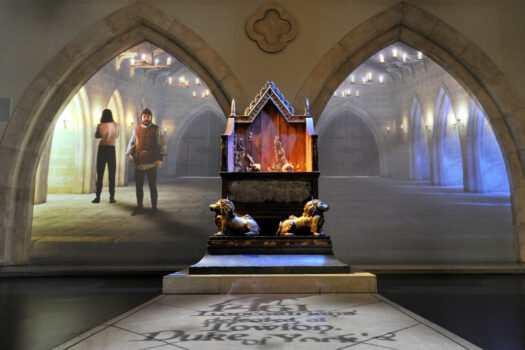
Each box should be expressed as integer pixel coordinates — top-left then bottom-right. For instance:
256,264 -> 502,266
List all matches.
276,199 -> 328,236
188,197 -> 350,275
210,199 -> 260,236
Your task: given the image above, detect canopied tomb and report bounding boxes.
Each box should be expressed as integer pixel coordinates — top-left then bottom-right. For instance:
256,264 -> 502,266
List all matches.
163,83 -> 376,292
220,81 -> 319,233
186,82 -> 350,275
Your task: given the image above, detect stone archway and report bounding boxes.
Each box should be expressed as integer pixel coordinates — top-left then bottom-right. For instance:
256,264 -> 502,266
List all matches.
0,1 -> 246,265
409,96 -> 430,181
433,87 -> 463,186
318,111 -> 381,176
296,2 -> 525,262
172,109 -> 226,177
467,101 -> 510,193
317,104 -> 388,177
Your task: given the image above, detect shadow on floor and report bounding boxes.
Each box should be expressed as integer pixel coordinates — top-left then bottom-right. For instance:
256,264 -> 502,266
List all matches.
0,276 -> 162,350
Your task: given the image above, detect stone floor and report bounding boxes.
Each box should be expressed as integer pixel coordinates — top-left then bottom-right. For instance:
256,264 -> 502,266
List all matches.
54,293 -> 480,350
3,275 -> 524,350
31,177 -> 514,266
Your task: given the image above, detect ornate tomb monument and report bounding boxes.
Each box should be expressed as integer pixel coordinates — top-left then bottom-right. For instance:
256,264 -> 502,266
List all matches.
163,82 -> 376,293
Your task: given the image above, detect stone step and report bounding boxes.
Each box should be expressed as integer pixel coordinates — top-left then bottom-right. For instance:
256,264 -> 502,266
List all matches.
163,269 -> 377,294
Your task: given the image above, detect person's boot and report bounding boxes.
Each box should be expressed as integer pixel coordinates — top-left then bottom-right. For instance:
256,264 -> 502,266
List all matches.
151,197 -> 158,215
131,205 -> 143,216
92,196 -> 100,204
109,196 -> 116,203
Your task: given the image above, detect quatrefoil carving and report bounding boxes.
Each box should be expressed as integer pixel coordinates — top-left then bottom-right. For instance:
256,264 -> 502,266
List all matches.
245,2 -> 299,53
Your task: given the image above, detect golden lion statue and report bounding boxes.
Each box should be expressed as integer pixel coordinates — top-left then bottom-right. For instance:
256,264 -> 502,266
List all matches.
210,199 -> 260,236
276,199 -> 329,236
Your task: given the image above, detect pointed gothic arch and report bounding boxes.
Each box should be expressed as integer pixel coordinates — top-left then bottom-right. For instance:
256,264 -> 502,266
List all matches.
44,87 -> 93,195
409,96 -> 430,180
172,107 -> 226,177
0,1 -> 246,265
466,100 -> 484,192
297,2 -> 525,262
317,105 -> 384,176
432,86 -> 463,186
467,101 -> 510,193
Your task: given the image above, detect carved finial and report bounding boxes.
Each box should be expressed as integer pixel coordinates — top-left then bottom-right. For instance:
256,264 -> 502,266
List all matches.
230,98 -> 236,116
305,98 -> 310,115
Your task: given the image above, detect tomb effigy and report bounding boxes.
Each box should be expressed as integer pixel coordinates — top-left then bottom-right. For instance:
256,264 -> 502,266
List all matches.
163,82 -> 376,293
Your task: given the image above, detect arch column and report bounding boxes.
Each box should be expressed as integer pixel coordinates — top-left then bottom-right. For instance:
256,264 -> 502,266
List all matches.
409,96 -> 430,181
465,101 -> 484,192
296,2 -> 525,262
0,1 -> 246,265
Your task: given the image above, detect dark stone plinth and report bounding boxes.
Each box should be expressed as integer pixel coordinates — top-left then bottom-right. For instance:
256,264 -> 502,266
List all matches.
188,254 -> 350,275
207,235 -> 334,255
189,235 -> 350,275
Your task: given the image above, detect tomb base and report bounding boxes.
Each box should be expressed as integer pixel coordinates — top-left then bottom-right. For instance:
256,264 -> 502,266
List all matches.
190,236 -> 349,274
162,269 -> 376,294
189,254 -> 350,274
162,236 -> 376,294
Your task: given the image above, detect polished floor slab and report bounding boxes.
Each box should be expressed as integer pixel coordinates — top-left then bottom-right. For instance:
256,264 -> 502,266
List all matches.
54,293 -> 480,350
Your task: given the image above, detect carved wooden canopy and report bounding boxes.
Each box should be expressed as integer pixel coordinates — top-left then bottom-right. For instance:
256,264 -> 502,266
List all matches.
222,81 -> 317,173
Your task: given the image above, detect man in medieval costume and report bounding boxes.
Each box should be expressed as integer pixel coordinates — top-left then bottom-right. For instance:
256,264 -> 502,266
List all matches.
127,108 -> 166,216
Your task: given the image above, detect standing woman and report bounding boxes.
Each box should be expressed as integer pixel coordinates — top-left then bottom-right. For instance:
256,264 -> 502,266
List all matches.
92,109 -> 119,203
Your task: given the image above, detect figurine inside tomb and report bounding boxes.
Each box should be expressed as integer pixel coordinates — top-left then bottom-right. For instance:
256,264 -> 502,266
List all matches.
233,135 -> 245,172
233,135 -> 260,172
268,136 -> 294,172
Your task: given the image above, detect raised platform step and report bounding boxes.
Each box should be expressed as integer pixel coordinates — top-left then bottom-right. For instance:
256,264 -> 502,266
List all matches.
189,254 -> 350,274
163,268 -> 377,294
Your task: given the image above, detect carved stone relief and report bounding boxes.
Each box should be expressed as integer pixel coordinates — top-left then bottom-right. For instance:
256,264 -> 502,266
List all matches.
245,2 -> 298,53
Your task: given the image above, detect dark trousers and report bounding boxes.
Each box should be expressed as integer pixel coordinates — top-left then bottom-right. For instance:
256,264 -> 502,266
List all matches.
95,145 -> 116,198
135,166 -> 158,208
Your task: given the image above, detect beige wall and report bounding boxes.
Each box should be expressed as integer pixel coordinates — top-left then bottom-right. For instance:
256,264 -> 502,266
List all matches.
1,0 -> 524,126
